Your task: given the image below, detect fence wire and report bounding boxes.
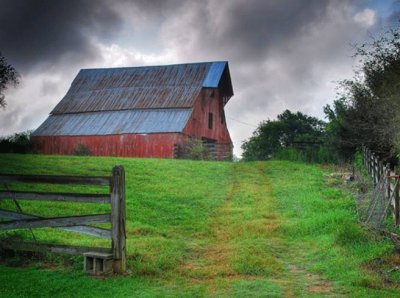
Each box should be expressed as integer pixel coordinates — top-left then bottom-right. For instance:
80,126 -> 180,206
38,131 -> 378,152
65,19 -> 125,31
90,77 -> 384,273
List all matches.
363,175 -> 398,229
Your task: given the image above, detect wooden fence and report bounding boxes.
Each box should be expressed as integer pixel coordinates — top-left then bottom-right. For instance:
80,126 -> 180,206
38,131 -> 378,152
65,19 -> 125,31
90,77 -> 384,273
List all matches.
0,166 -> 126,274
362,146 -> 400,226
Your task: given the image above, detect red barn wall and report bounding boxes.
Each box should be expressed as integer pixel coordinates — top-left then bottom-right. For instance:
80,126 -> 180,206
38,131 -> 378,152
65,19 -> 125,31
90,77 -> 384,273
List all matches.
32,133 -> 184,158
183,89 -> 233,159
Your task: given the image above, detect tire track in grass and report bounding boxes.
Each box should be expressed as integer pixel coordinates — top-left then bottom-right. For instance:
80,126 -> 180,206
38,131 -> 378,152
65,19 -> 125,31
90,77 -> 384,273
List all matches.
179,161 -> 335,296
178,162 -> 283,295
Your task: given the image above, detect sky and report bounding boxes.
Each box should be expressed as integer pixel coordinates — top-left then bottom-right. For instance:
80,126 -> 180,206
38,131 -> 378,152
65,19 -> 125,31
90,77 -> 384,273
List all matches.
0,0 -> 399,157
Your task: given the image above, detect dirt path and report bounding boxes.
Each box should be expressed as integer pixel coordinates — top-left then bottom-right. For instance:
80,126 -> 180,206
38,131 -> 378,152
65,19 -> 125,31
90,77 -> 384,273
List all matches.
179,162 -> 334,297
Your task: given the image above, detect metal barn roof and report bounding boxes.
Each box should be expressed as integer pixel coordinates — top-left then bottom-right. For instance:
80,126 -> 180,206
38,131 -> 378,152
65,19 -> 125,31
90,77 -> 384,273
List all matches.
51,61 -> 233,115
32,109 -> 192,136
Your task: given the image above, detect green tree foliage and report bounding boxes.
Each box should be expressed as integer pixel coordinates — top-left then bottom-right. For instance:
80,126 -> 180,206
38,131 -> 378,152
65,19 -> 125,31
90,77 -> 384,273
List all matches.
324,28 -> 400,160
0,52 -> 19,108
241,110 -> 326,161
0,131 -> 33,153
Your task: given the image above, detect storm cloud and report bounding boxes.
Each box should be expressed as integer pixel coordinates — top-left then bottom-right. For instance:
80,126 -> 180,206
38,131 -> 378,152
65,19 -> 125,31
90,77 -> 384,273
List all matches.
0,0 -> 398,156
0,0 -> 121,71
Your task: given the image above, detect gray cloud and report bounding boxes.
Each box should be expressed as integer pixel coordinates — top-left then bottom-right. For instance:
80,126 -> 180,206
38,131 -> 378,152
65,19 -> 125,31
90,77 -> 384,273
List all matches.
0,0 -> 122,71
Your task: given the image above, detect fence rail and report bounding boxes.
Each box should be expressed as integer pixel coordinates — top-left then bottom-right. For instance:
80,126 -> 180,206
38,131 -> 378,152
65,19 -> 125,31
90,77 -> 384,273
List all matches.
0,166 -> 126,274
362,146 -> 400,226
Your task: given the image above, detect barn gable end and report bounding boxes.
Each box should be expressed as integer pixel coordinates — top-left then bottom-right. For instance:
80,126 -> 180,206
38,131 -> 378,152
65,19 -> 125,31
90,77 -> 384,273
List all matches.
32,61 -> 234,159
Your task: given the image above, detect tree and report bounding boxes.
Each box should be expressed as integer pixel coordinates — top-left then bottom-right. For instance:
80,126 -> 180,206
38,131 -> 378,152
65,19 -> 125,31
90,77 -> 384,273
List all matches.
241,110 -> 326,161
325,28 -> 400,160
0,52 -> 19,108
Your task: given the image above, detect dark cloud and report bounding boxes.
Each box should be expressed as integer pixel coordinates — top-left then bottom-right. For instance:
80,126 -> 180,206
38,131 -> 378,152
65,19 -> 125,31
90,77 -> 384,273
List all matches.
160,0 -> 342,64
217,0 -> 328,60
0,0 -> 122,71
387,1 -> 400,26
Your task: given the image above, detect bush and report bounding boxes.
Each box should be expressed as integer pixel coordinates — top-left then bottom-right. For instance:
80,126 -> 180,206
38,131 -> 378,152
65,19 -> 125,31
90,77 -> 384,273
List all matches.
274,146 -> 338,164
177,138 -> 214,160
0,131 -> 33,153
73,144 -> 91,156
335,222 -> 369,246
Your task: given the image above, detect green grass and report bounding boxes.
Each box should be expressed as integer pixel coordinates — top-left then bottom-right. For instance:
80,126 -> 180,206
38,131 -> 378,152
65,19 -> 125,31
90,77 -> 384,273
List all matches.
0,154 -> 399,297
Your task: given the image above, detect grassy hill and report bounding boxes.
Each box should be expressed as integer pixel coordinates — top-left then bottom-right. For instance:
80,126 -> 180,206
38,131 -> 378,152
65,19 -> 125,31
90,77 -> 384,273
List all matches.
0,154 -> 399,297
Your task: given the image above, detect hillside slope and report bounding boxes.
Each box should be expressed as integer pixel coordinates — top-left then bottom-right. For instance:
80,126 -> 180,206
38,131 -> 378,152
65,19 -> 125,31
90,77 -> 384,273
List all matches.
0,154 -> 399,297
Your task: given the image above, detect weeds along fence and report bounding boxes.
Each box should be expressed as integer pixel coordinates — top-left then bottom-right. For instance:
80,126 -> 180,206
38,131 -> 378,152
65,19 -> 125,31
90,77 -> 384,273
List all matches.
0,166 -> 126,274
362,146 -> 400,226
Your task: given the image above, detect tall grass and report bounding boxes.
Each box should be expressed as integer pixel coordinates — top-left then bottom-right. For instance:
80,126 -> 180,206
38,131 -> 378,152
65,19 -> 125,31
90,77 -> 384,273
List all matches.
274,146 -> 339,164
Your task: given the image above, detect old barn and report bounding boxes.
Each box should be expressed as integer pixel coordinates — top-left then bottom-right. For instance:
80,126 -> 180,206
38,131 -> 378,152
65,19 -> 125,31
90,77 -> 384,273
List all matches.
32,61 -> 234,160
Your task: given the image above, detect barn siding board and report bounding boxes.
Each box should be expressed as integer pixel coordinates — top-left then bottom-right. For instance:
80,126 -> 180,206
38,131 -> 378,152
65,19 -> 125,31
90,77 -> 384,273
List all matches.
33,134 -> 183,158
183,90 -> 232,159
183,90 -> 231,142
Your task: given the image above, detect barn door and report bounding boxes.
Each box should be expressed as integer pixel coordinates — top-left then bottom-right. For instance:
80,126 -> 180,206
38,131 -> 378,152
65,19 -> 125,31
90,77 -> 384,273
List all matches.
201,137 -> 217,159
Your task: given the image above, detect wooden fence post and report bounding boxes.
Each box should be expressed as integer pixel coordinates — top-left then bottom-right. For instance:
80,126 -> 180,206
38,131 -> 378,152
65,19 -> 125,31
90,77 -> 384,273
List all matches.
396,189 -> 400,227
369,150 -> 372,175
374,155 -> 379,185
395,166 -> 400,227
377,160 -> 382,184
385,163 -> 391,199
110,165 -> 126,273
363,146 -> 366,168
372,153 -> 376,185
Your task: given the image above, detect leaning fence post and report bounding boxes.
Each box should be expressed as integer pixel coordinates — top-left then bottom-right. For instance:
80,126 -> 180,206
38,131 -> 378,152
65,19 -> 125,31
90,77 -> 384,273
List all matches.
378,160 -> 382,184
110,165 -> 126,273
385,163 -> 391,200
395,166 -> 400,227
371,153 -> 376,185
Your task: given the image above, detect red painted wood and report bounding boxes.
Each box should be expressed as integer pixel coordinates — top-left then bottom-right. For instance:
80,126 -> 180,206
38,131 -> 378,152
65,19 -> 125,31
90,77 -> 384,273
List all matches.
183,89 -> 232,159
32,133 -> 184,158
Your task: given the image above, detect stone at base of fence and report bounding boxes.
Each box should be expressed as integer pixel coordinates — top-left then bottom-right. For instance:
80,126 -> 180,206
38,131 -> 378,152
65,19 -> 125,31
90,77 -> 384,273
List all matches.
83,252 -> 113,275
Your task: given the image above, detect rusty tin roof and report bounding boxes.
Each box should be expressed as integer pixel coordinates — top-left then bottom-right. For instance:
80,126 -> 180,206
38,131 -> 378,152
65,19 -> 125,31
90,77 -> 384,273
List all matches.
51,61 -> 232,114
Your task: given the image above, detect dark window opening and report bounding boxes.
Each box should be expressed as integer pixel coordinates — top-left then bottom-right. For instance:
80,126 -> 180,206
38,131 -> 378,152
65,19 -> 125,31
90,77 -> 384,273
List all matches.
208,113 -> 213,129
221,110 -> 226,124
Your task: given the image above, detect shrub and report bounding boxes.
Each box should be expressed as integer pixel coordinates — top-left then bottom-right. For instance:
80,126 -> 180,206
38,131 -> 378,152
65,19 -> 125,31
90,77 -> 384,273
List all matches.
0,131 -> 33,153
177,138 -> 214,160
73,144 -> 91,156
335,222 -> 369,246
274,146 -> 338,164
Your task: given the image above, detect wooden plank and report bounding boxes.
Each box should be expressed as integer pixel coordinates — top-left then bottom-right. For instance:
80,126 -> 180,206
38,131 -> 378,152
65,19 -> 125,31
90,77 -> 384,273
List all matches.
0,191 -> 110,203
0,174 -> 110,186
61,226 -> 111,238
0,209 -> 35,220
0,214 -> 110,230
111,165 -> 126,273
0,240 -> 111,256
386,164 -> 391,199
395,167 -> 400,226
0,209 -> 111,238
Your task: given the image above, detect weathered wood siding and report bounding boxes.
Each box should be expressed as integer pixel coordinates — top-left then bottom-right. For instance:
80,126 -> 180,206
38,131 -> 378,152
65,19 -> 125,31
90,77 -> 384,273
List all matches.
32,133 -> 184,158
183,89 -> 233,159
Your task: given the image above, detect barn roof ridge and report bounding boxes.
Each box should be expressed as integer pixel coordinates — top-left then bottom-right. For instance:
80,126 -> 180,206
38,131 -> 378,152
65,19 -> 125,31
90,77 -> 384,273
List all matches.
79,61 -> 228,72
